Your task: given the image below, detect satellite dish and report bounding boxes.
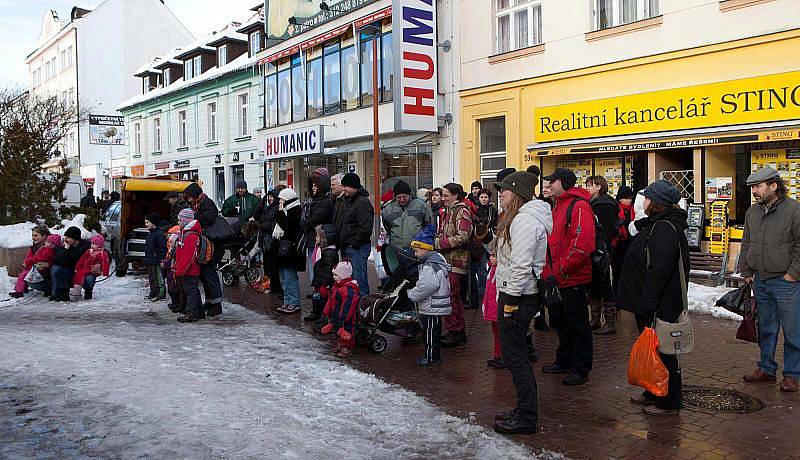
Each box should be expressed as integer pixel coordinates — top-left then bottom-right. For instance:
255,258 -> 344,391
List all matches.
104,126 -> 117,138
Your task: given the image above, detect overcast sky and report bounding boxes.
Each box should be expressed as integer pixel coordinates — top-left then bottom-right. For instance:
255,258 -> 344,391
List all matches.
0,0 -> 259,88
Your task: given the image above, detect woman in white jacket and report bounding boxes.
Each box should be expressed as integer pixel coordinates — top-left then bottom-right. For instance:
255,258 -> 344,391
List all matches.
492,171 -> 552,435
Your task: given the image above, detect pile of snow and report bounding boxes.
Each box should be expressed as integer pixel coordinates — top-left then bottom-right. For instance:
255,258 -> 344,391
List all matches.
0,267 -> 14,296
688,282 -> 742,321
0,222 -> 36,248
0,277 -> 550,459
55,214 -> 94,240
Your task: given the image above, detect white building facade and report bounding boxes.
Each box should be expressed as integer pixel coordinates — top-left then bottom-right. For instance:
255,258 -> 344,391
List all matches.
25,0 -> 193,192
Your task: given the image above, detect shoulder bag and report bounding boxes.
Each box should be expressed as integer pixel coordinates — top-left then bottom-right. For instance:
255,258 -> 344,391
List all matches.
646,221 -> 694,355
537,247 -> 563,309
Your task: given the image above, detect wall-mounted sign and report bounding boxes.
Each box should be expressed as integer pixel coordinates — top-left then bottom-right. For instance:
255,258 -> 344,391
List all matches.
89,115 -> 125,145
393,0 -> 438,133
154,161 -> 170,170
231,152 -> 240,162
130,165 -> 145,177
264,125 -> 324,160
174,159 -> 191,169
265,0 -> 378,43
534,70 -> 800,143
214,155 -> 222,164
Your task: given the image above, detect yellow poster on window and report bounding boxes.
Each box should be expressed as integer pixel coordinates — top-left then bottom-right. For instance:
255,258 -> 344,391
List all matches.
751,148 -> 800,200
595,157 -> 623,197
556,159 -> 592,184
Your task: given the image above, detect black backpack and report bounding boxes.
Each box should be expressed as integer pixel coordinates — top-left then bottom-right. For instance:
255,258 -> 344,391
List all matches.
565,198 -> 611,274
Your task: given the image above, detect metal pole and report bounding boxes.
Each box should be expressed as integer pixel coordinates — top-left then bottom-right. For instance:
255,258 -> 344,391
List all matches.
372,36 -> 380,216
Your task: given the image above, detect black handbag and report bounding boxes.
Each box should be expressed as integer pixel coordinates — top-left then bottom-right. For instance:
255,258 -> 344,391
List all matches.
277,239 -> 294,258
537,247 -> 563,308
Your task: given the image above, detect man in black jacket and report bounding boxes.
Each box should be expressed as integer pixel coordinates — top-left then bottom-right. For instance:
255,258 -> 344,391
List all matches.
183,182 -> 223,317
336,173 -> 374,296
301,173 -> 333,282
80,188 -> 97,210
585,176 -> 619,334
51,226 -> 90,301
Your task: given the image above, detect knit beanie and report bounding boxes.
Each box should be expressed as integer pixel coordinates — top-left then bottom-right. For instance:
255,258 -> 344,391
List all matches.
616,186 -> 635,201
417,188 -> 429,201
341,172 -> 362,189
410,224 -> 436,251
64,226 -> 82,241
493,171 -> 537,202
643,180 -> 681,206
314,167 -> 330,177
253,187 -> 263,194
145,213 -> 160,226
496,167 -> 516,182
90,234 -> 105,248
46,234 -> 62,246
332,261 -> 353,280
178,208 -> 195,226
235,179 -> 248,190
278,188 -> 298,202
393,180 -> 412,196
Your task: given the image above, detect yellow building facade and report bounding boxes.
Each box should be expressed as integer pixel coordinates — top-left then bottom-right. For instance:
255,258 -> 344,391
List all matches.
460,29 -> 800,231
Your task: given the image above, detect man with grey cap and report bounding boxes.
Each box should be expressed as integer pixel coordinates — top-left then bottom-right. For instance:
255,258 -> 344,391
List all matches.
740,166 -> 800,392
222,179 -> 259,223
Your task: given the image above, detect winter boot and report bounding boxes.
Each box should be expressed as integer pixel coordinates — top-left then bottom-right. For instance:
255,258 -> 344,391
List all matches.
595,304 -> 617,335
177,314 -> 201,323
304,296 -> 324,322
590,302 -> 602,330
206,303 -> 222,317
9,292 -> 23,299
58,289 -> 71,302
84,289 -> 93,300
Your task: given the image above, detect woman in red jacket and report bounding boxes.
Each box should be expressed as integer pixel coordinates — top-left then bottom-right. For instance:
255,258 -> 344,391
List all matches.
10,225 -> 52,298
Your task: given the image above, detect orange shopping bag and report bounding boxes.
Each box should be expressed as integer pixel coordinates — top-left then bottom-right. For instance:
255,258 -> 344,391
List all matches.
627,327 -> 669,397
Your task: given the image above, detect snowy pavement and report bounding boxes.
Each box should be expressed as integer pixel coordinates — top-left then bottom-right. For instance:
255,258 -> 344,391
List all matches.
0,276 -> 546,459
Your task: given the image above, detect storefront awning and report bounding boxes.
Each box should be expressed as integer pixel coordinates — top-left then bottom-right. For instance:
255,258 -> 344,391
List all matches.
527,120 -> 800,156
325,133 -> 433,156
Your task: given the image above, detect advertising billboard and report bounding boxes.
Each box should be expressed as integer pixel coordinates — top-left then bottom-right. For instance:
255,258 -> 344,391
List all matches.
265,0 -> 378,43
89,115 -> 125,145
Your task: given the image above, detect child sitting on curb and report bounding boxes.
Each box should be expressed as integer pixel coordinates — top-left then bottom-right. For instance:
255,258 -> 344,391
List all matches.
10,228 -> 58,299
320,261 -> 360,358
307,224 -> 339,323
406,224 -> 452,367
73,234 -> 110,300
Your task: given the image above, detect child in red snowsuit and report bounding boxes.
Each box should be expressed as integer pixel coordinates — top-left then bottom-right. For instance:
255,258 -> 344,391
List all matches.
321,261 -> 360,357
73,234 -> 110,300
173,218 -> 203,323
482,254 -> 502,368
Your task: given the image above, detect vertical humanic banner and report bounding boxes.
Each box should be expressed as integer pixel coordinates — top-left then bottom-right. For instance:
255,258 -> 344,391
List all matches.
392,0 -> 438,132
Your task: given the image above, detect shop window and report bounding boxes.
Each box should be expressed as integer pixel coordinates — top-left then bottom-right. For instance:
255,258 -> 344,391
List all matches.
278,67 -> 292,124
307,56 -> 323,119
595,0 -> 659,30
367,145 -> 434,197
496,0 -> 542,54
323,42 -> 341,115
360,32 -> 378,107
214,167 -> 225,208
291,55 -> 306,122
341,45 -> 359,111
265,73 -> 278,127
380,32 -> 394,102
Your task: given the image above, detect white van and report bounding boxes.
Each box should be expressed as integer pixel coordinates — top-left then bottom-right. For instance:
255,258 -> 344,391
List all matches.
41,173 -> 86,209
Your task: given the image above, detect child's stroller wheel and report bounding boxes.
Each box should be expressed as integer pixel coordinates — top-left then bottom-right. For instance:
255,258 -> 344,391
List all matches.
369,335 -> 387,353
222,272 -> 236,286
245,267 -> 261,284
355,329 -> 371,346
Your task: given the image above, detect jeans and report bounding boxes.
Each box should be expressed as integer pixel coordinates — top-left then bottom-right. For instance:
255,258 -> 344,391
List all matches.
199,263 -> 222,305
307,247 -> 315,284
51,265 -> 74,291
28,279 -> 51,294
469,252 -> 488,307
83,275 -> 97,292
344,243 -> 370,296
444,272 -> 466,332
636,315 -> 682,410
498,292 -> 539,427
420,314 -> 443,362
753,273 -> 800,379
550,284 -> 593,376
279,267 -> 300,306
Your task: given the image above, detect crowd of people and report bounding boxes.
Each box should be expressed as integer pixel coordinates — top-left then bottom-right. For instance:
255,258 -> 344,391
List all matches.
9,163 -> 800,435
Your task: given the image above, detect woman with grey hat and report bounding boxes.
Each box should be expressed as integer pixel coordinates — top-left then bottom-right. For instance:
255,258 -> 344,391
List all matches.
492,171 -> 552,434
616,180 -> 689,415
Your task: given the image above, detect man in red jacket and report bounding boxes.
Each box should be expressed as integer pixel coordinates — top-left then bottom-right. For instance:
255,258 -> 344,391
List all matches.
540,168 -> 596,386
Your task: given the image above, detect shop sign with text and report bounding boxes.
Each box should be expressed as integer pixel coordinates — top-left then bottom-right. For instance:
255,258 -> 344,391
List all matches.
264,125 -> 323,159
535,71 -> 800,143
393,0 -> 438,132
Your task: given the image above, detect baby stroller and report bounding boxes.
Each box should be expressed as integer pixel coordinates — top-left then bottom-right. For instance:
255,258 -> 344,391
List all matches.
356,244 -> 422,353
219,228 -> 262,287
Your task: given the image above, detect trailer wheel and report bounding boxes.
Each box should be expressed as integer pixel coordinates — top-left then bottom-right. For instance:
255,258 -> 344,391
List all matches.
369,335 -> 387,353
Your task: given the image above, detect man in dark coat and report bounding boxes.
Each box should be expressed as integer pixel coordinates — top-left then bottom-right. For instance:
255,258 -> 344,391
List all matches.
222,180 -> 259,223
585,175 -> 619,334
183,182 -> 223,317
336,172 -> 374,296
301,172 -> 333,281
80,188 -> 97,209
97,190 -> 112,214
252,187 -> 283,295
50,226 -> 91,301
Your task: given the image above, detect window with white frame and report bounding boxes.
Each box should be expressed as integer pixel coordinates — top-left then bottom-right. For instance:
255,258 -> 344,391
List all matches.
478,117 -> 507,184
67,88 -> 74,105
595,0 -> 659,30
164,68 -> 172,86
134,122 -> 142,155
66,46 -> 73,68
184,60 -> 193,79
60,49 -> 67,71
193,56 -> 202,78
178,110 -> 188,148
207,102 -> 217,142
249,31 -> 262,56
237,93 -> 249,137
218,45 -> 227,67
153,117 -> 162,151
496,0 -> 542,54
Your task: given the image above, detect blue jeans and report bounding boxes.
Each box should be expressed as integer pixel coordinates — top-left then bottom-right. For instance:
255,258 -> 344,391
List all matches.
307,247 -> 315,284
345,243 -> 370,296
279,267 -> 300,306
753,273 -> 800,379
29,279 -> 51,293
51,265 -> 74,291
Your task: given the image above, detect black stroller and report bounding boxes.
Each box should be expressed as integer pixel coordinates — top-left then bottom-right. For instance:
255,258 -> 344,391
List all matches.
218,220 -> 262,287
356,245 -> 422,353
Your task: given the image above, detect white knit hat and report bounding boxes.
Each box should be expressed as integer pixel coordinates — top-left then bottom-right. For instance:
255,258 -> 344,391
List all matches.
332,261 -> 353,280
278,188 -> 298,201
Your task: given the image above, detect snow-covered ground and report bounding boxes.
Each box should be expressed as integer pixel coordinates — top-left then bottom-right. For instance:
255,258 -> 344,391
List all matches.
0,276 -> 552,459
687,282 -> 743,321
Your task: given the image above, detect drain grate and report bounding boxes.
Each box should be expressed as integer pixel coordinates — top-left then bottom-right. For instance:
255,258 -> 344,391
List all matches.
683,385 -> 764,413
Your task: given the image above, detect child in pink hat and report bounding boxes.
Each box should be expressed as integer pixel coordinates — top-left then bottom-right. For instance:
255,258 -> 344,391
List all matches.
320,261 -> 360,357
73,234 -> 110,300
